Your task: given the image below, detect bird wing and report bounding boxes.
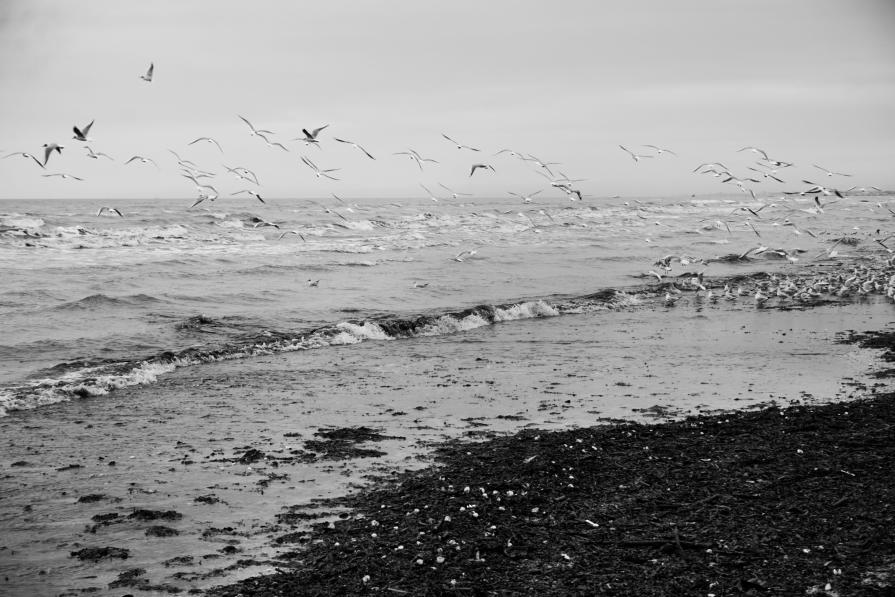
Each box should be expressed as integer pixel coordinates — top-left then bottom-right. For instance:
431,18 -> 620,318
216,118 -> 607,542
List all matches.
310,125 -> 329,138
237,115 -> 256,132
82,120 -> 94,136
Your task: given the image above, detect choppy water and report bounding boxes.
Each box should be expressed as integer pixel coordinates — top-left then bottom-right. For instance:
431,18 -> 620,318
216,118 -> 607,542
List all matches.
1,193 -> 892,416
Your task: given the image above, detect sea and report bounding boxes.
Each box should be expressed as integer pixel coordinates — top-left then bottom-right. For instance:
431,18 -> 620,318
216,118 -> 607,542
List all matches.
1,193 -> 893,595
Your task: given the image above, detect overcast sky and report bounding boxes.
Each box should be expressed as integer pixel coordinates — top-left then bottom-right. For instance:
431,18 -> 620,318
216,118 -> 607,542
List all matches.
1,1 -> 893,201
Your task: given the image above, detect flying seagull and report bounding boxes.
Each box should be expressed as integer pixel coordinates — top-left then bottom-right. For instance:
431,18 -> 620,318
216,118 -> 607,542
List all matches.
72,120 -> 94,142
442,133 -> 480,152
619,145 -> 653,163
394,149 -> 438,171
231,189 -> 265,204
84,146 -> 113,160
508,189 -> 543,203
737,146 -> 769,160
260,134 -> 289,152
42,143 -> 64,166
42,173 -> 83,181
301,155 -> 340,180
420,184 -> 441,202
294,124 -> 329,147
188,137 -> 223,153
97,206 -> 124,217
125,155 -> 159,169
813,164 -> 852,178
439,183 -> 472,198
237,115 -> 275,137
643,145 -> 677,156
140,63 -> 154,82
223,164 -> 259,185
333,137 -> 375,160
470,163 -> 495,177
3,152 -> 45,168
277,230 -> 306,241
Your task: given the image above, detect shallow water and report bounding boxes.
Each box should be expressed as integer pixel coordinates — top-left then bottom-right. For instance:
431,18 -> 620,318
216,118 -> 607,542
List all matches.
1,296 -> 892,595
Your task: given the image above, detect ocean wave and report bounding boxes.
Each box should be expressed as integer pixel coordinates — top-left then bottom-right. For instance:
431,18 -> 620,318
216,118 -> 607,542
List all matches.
0,214 -> 46,230
0,290 -> 635,416
53,293 -> 164,311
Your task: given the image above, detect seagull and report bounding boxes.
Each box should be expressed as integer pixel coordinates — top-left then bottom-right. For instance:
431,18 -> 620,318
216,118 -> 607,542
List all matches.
72,120 -> 94,142
277,230 -> 306,241
394,149 -> 438,171
619,145 -> 653,163
232,189 -> 265,204
796,180 -> 844,198
737,146 -> 769,160
470,163 -> 495,177
223,165 -> 259,185
495,148 -> 524,158
453,248 -> 477,262
84,146 -> 113,160
260,134 -> 289,152
693,162 -> 729,173
525,155 -> 560,175
760,158 -> 795,168
333,137 -> 375,160
125,155 -> 159,169
189,190 -> 218,208
419,184 -> 442,202
301,156 -> 340,180
188,137 -> 223,153
294,124 -> 329,147
508,190 -> 543,203
3,152 -> 45,168
442,133 -> 480,152
307,279 -> 320,287
237,115 -> 275,138
312,201 -> 348,221
813,164 -> 852,178
168,149 -> 198,168
747,167 -> 784,183
139,62 -> 154,82
439,183 -> 472,199
42,173 -> 83,181
643,145 -> 677,156
42,143 -> 64,166
97,206 -> 124,217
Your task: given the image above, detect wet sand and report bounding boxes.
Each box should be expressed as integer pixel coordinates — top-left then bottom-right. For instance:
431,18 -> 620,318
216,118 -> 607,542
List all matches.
1,293 -> 893,595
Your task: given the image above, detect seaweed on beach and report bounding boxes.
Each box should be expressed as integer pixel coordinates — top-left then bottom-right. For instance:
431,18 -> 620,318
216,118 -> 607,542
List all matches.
211,393 -> 895,597
301,426 -> 402,461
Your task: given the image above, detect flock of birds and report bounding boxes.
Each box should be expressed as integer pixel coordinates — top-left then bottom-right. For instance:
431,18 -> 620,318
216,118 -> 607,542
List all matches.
3,62 -> 894,309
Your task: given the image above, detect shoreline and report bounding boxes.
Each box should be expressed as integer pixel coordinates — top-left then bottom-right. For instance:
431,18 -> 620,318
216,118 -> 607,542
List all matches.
209,331 -> 895,597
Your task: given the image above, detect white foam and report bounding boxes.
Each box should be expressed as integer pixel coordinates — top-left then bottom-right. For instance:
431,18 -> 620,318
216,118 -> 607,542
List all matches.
494,300 -> 559,322
336,321 -> 390,341
0,361 -> 176,416
0,214 -> 45,229
418,313 -> 490,336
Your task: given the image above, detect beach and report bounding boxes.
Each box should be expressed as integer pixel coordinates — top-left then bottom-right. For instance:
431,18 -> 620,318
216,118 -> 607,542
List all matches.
1,274 -> 893,594
1,194 -> 894,596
